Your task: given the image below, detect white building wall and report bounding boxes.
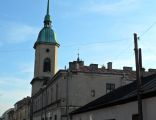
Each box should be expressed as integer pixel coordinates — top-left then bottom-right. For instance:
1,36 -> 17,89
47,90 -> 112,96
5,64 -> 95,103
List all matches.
68,72 -> 127,107
72,96 -> 156,120
32,71 -> 133,120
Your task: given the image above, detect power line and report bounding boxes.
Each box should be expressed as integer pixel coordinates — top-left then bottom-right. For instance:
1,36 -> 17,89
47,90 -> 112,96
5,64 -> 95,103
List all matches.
139,21 -> 156,38
1,21 -> 156,55
61,39 -> 128,48
113,42 -> 133,60
113,21 -> 156,61
0,39 -> 128,53
139,41 -> 156,56
0,49 -> 33,53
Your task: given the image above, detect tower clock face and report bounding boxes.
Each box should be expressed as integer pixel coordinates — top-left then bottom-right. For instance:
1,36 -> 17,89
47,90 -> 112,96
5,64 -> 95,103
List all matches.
46,48 -> 50,53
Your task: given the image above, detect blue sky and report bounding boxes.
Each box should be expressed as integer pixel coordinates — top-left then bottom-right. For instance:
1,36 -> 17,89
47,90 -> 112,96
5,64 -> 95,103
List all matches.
1,0 -> 156,116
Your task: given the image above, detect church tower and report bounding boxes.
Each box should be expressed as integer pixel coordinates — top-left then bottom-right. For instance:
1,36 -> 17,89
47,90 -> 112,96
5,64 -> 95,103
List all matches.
31,0 -> 59,95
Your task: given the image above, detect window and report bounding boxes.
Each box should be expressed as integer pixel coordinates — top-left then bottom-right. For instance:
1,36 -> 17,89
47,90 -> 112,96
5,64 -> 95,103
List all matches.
43,58 -> 51,72
56,84 -> 58,100
47,90 -> 49,104
51,87 -> 53,103
106,83 -> 115,93
54,115 -> 57,120
46,48 -> 50,53
89,115 -> 93,120
132,114 -> 139,120
91,90 -> 95,97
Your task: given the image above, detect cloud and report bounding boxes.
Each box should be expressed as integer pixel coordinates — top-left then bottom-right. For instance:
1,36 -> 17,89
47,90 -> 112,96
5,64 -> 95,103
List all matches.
55,0 -> 139,18
0,104 -> 13,116
0,89 -> 30,116
0,22 -> 39,44
19,62 -> 34,74
0,76 -> 31,116
80,0 -> 139,15
0,77 -> 31,93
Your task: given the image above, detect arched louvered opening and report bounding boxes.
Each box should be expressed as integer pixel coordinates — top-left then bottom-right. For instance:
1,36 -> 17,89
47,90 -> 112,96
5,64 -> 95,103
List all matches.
43,58 -> 51,72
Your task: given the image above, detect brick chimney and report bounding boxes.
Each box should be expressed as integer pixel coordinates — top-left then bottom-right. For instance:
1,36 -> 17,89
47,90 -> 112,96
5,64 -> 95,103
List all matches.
107,62 -> 112,70
123,67 -> 133,71
90,64 -> 98,69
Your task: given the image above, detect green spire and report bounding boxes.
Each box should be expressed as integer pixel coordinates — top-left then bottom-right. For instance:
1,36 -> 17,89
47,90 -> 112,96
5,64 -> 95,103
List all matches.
34,0 -> 60,48
44,0 -> 51,27
47,0 -> 50,15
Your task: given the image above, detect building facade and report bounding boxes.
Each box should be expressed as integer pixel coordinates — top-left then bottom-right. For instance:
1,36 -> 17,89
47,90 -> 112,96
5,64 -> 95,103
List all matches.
14,97 -> 31,120
31,60 -> 155,120
7,109 -> 14,120
1,108 -> 14,120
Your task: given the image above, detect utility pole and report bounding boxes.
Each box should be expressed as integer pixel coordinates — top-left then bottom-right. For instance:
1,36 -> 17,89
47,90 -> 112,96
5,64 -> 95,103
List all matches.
139,48 -> 143,78
134,33 -> 143,120
139,49 -> 142,70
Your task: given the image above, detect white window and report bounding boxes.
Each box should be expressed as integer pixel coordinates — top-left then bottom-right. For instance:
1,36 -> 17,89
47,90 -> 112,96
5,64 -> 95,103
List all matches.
89,115 -> 93,120
91,90 -> 95,97
106,83 -> 115,93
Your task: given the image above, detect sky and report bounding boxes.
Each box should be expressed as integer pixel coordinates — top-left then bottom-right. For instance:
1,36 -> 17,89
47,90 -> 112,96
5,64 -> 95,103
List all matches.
1,0 -> 156,116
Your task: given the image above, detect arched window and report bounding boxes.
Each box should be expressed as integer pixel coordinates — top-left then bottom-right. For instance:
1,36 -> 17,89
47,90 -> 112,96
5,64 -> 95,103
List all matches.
43,58 -> 51,72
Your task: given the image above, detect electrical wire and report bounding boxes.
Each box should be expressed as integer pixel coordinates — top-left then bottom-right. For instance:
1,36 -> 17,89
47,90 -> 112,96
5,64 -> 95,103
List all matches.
0,49 -> 32,53
61,39 -> 127,47
0,39 -> 128,53
113,43 -> 133,60
113,21 -> 156,60
139,21 -> 156,38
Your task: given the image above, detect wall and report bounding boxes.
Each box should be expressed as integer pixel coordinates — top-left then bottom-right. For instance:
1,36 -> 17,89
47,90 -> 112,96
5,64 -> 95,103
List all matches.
32,70 -> 133,120
71,96 -> 156,120
68,72 -> 127,107
32,80 -> 44,96
32,72 -> 67,120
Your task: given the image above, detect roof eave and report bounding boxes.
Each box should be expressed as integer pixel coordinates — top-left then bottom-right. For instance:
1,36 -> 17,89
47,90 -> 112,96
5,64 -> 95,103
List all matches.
34,41 -> 60,49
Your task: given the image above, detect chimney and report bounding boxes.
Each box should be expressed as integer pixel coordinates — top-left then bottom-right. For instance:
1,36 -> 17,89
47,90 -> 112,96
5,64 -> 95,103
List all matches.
123,67 -> 133,71
69,61 -> 84,70
90,64 -> 98,69
148,69 -> 156,72
107,62 -> 112,70
69,62 -> 74,70
75,63 -> 80,70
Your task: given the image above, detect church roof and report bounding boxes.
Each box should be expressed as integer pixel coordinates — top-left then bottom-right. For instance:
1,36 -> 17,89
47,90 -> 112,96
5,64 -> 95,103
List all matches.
35,27 -> 58,45
71,74 -> 156,115
34,0 -> 59,48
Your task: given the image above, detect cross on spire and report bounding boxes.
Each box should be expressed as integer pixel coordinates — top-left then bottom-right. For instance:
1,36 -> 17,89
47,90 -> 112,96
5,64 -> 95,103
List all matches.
77,49 -> 80,61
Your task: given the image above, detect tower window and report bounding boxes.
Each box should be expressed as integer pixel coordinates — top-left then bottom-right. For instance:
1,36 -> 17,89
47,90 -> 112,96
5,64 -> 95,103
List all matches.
46,48 -> 50,53
43,58 -> 51,72
132,114 -> 139,120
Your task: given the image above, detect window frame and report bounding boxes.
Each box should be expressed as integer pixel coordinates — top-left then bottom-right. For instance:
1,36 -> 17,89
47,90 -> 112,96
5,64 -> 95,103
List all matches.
43,58 -> 51,72
106,83 -> 115,93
